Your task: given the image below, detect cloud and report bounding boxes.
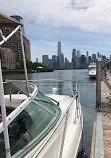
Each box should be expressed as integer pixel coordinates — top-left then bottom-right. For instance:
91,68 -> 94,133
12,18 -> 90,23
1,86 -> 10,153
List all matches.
0,0 -> 111,33
0,0 -> 111,62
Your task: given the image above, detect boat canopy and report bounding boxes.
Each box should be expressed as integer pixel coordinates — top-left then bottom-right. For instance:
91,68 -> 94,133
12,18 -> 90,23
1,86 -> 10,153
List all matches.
0,12 -> 23,28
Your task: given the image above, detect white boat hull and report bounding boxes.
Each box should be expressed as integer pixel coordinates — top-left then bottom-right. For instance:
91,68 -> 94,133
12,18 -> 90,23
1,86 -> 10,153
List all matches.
88,62 -> 96,79
24,95 -> 83,158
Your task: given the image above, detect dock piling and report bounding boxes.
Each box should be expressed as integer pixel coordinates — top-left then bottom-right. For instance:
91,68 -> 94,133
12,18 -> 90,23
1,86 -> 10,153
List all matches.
96,58 -> 102,110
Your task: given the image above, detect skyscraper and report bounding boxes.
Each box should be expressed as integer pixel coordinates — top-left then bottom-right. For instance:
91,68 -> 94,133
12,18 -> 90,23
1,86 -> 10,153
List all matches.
42,55 -> 49,65
97,52 -> 100,59
61,53 -> 64,69
52,55 -> 57,69
57,40 -> 62,68
86,51 -> 89,65
92,54 -> 96,62
77,50 -> 81,58
72,49 -> 76,63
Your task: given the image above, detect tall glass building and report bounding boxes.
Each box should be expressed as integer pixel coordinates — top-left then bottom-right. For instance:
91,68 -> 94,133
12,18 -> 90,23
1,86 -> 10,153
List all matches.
72,49 -> 76,63
57,40 -> 62,68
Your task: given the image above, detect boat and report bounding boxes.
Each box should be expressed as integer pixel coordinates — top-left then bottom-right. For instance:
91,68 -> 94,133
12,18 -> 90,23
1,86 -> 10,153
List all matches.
0,13 -> 83,158
88,62 -> 96,79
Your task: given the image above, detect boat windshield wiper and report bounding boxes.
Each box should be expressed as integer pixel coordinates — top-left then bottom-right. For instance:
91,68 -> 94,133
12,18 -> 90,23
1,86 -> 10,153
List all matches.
47,97 -> 59,106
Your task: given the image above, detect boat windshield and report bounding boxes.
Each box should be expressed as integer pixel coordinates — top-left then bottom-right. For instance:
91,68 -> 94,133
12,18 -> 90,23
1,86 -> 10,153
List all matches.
0,91 -> 60,158
6,81 -> 35,95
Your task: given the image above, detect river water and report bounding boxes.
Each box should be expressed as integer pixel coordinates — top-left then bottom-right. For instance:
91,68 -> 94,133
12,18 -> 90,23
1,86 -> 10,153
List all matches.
3,69 -> 96,158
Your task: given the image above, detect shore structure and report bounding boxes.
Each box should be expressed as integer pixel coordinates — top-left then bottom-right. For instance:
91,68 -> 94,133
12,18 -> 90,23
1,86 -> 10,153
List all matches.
90,59 -> 111,158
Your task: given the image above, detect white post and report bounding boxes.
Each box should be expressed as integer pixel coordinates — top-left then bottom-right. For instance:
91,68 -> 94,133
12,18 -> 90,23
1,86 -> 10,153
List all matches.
20,27 -> 29,96
0,58 -> 11,158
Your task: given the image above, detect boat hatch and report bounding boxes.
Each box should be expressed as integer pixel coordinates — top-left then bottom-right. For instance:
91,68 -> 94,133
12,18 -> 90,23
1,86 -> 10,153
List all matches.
0,88 -> 60,158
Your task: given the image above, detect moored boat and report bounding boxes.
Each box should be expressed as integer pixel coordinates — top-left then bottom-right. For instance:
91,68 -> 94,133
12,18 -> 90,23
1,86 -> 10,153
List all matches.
88,62 -> 96,79
0,13 -> 83,158
0,80 -> 83,158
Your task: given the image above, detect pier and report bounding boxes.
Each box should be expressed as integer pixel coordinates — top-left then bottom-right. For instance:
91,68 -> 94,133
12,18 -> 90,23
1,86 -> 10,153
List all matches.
90,59 -> 111,158
101,72 -> 111,158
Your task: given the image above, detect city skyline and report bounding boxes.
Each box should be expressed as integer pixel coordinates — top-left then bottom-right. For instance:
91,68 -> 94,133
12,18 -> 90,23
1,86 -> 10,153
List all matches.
40,40 -> 110,63
0,0 -> 111,62
41,41 -> 109,70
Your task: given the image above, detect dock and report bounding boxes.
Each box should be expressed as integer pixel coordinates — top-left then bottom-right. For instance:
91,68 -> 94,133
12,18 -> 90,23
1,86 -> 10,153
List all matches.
90,71 -> 111,158
101,72 -> 111,158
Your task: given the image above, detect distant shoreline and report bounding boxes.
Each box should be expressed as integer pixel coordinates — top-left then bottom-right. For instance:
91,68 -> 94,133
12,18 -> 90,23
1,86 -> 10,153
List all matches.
2,68 -> 88,74
2,69 -> 54,74
3,69 -> 27,74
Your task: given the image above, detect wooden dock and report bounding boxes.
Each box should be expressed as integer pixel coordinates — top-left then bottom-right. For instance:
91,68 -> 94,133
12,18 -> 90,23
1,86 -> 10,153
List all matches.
101,72 -> 111,158
90,71 -> 111,158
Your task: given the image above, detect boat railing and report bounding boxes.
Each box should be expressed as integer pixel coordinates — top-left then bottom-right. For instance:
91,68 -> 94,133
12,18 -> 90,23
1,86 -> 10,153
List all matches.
29,79 -> 77,95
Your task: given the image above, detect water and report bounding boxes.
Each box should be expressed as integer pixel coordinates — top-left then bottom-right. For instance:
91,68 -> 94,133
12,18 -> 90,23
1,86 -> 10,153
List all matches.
3,69 -> 96,158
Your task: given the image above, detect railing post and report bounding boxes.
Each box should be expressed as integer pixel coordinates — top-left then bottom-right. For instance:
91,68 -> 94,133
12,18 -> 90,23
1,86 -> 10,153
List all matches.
20,27 -> 29,97
96,58 -> 102,109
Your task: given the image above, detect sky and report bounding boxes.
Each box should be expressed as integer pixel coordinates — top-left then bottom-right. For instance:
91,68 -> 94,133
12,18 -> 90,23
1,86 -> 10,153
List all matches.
0,0 -> 111,62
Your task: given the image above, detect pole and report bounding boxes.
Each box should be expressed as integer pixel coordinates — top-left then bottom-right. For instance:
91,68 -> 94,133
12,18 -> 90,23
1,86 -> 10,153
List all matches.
0,57 -> 11,158
96,59 -> 98,109
96,58 -> 101,109
0,26 -> 24,158
20,27 -> 29,96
